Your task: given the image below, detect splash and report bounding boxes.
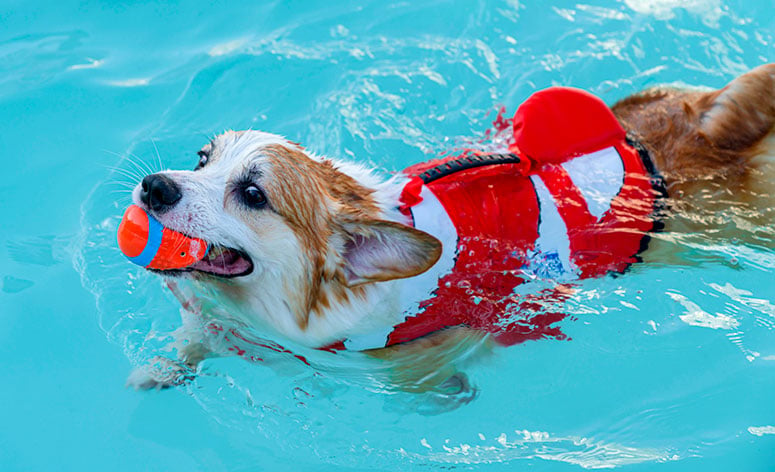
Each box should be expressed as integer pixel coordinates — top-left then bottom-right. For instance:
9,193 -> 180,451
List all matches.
624,0 -> 723,26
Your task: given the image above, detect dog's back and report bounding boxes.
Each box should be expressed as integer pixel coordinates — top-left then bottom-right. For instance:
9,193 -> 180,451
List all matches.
613,64 -> 775,240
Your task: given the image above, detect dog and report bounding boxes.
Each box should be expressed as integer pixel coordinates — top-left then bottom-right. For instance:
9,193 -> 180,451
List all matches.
126,63 -> 775,392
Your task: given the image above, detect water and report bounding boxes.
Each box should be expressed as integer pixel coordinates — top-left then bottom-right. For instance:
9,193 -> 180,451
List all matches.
2,0 -> 774,470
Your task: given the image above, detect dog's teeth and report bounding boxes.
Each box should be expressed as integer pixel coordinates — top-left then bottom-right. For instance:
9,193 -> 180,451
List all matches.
208,247 -> 224,260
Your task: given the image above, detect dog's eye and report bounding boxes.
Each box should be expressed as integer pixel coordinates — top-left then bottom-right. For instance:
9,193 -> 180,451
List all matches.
242,184 -> 268,209
194,151 -> 209,171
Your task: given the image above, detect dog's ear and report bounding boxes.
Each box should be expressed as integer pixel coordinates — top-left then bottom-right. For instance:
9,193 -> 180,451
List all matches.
340,219 -> 442,287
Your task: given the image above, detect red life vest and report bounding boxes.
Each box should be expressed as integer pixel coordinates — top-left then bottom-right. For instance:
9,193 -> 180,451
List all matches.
337,87 -> 665,350
170,87 -> 665,356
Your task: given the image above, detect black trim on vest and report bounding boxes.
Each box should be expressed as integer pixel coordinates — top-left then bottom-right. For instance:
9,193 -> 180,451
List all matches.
625,135 -> 669,219
417,153 -> 522,185
625,135 -> 669,265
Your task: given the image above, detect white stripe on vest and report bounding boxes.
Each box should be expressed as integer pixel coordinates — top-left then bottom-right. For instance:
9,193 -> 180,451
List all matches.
343,186 -> 458,351
341,146 -> 626,350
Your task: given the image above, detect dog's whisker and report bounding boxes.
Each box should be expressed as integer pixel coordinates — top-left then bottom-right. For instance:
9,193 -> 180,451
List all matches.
101,164 -> 146,184
107,188 -> 133,195
102,149 -> 156,178
103,166 -> 142,181
104,180 -> 139,190
150,139 -> 165,174
120,148 -> 157,176
102,168 -> 142,180
101,154 -> 149,177
102,170 -> 141,183
107,193 -> 133,206
123,151 -> 157,177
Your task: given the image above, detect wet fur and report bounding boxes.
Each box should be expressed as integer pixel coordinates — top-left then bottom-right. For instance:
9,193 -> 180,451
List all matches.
128,64 -> 775,391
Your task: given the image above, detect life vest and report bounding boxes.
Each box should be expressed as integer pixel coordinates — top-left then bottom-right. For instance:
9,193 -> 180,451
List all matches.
336,87 -> 666,350
170,87 -> 665,356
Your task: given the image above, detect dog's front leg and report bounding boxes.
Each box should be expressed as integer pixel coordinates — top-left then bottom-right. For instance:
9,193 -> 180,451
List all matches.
126,280 -> 222,390
125,305 -> 219,390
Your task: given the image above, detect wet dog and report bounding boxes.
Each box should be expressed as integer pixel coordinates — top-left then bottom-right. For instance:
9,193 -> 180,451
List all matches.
126,63 -> 775,391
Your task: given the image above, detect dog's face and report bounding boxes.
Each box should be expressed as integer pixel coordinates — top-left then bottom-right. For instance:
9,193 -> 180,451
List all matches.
133,131 -> 440,342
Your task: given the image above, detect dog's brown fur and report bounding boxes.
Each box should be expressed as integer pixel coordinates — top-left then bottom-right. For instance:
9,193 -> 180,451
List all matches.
276,63 -> 775,382
258,144 -> 441,328
610,64 -> 775,262
130,64 -> 775,393
613,64 -> 775,183
261,144 -> 376,326
378,64 -> 775,384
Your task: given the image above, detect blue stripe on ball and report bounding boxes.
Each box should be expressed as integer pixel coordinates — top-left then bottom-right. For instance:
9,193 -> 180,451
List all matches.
128,212 -> 163,267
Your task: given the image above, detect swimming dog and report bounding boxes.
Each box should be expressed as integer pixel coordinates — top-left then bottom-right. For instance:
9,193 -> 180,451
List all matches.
126,63 -> 775,391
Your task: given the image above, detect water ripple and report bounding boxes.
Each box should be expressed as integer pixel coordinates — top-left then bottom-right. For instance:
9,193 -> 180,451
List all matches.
70,0 -> 775,468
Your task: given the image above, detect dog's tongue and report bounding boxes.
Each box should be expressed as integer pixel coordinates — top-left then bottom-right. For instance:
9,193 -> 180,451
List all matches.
189,246 -> 253,276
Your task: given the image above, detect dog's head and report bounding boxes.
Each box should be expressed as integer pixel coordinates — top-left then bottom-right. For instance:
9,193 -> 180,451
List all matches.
132,130 -> 441,340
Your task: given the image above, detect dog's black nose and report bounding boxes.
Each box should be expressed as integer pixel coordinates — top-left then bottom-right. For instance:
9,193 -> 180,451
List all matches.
140,174 -> 182,213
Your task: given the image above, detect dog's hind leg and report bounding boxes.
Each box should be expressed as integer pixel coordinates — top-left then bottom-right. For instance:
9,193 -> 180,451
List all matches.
366,327 -> 491,394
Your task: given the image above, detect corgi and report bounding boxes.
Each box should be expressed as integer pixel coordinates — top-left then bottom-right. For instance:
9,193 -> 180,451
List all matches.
126,63 -> 775,391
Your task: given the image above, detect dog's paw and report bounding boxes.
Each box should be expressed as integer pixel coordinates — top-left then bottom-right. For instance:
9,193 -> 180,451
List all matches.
126,356 -> 196,391
435,372 -> 475,396
414,372 -> 477,414
431,371 -> 478,400
385,372 -> 479,416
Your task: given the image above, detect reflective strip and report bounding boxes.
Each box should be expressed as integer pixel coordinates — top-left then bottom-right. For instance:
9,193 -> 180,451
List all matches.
127,212 -> 163,268
561,146 -> 623,219
343,185 -> 459,351
531,175 -> 573,275
399,185 -> 458,311
535,164 -> 596,233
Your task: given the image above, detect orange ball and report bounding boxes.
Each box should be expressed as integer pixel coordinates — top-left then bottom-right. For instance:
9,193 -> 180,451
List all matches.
117,205 -> 209,270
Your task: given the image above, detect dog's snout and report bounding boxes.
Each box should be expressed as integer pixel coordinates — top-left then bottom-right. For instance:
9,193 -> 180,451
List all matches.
140,174 -> 182,213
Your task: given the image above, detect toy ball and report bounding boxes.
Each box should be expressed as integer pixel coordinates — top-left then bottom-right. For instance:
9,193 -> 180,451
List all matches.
117,205 -> 209,270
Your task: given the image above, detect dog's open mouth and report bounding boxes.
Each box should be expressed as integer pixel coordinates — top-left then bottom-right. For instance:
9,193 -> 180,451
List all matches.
190,245 -> 254,277
151,245 -> 254,278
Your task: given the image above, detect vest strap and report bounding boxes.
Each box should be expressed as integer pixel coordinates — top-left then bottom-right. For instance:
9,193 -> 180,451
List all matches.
417,153 -> 522,185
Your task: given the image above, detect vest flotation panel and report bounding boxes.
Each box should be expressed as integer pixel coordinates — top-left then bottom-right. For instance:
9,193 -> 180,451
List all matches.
335,86 -> 665,350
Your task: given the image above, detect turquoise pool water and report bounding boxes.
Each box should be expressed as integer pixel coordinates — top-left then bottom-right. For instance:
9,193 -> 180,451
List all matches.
3,0 -> 774,470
